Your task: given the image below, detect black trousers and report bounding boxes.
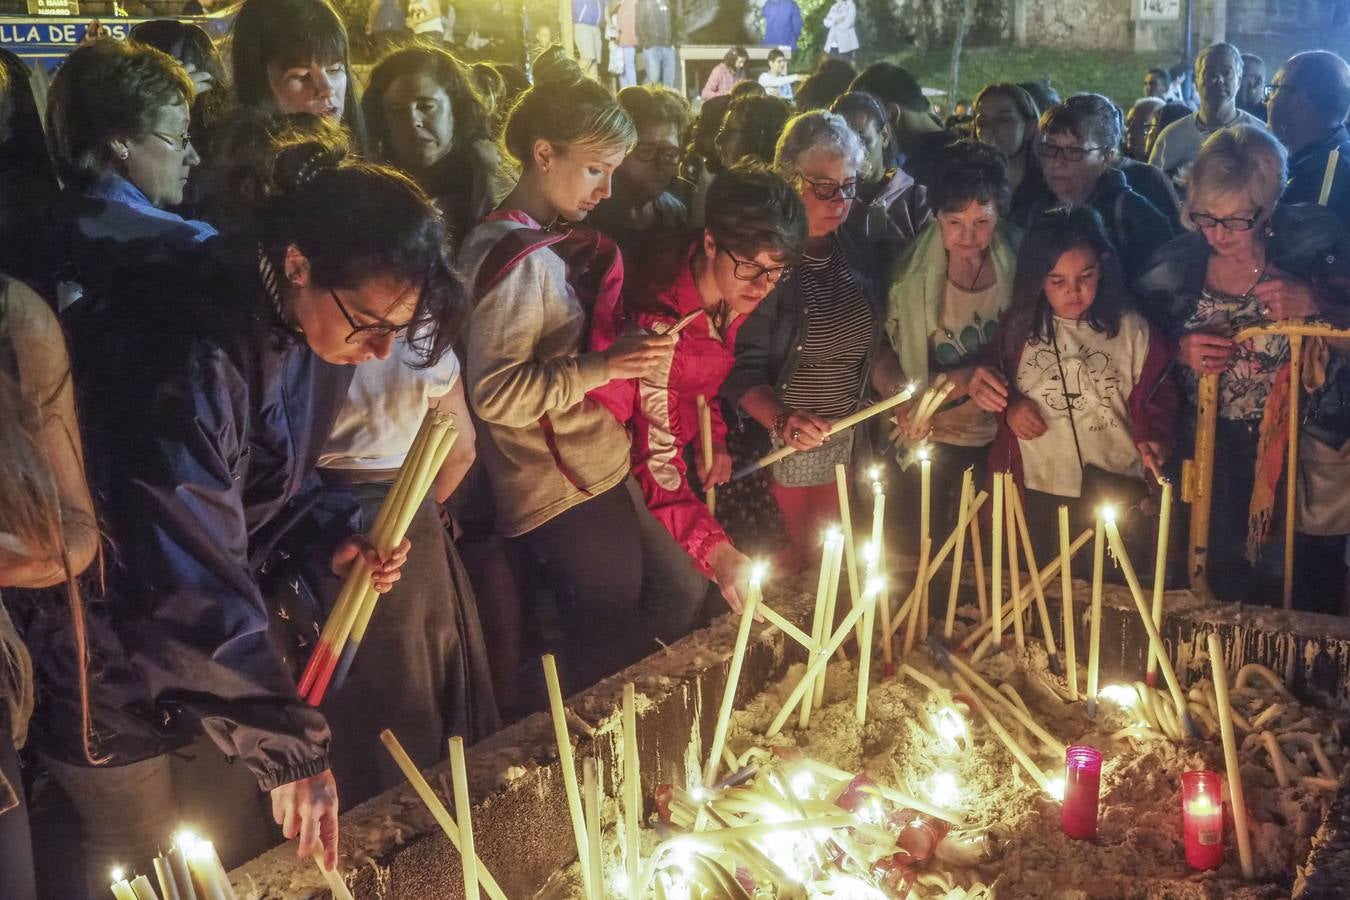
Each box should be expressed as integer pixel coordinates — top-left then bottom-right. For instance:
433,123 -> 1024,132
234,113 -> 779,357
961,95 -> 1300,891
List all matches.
512,479 -> 708,693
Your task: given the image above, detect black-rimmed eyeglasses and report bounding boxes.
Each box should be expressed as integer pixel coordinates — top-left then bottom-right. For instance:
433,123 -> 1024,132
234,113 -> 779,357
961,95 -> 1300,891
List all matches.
329,289 -> 411,344
1035,141 -> 1104,162
1188,207 -> 1263,232
799,176 -> 860,201
151,131 -> 193,152
719,246 -> 791,284
631,142 -> 682,165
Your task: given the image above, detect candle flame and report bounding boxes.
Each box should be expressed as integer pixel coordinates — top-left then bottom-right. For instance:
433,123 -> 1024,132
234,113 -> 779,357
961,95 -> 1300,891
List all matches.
823,525 -> 841,544
749,562 -> 768,584
1099,504 -> 1117,524
1188,794 -> 1218,814
866,575 -> 886,595
1046,776 -> 1066,801
789,769 -> 815,797
110,867 -> 126,883
906,381 -> 918,393
917,446 -> 930,463
932,706 -> 968,751
689,786 -> 709,803
1099,684 -> 1138,707
867,464 -> 881,482
927,771 -> 960,807
862,541 -> 877,566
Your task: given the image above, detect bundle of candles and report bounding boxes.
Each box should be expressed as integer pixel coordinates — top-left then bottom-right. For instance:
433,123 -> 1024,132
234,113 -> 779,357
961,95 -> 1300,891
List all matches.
298,408 -> 460,705
108,831 -> 236,900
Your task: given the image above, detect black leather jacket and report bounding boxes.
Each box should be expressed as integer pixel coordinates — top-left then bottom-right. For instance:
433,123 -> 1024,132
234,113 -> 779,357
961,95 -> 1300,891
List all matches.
17,239 -> 354,790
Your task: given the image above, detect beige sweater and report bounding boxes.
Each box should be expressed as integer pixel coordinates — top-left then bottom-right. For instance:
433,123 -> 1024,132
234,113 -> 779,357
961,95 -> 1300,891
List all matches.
460,217 -> 632,536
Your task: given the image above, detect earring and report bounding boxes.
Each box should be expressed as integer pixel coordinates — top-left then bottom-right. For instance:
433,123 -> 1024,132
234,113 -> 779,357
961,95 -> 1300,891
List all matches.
117,149 -> 129,160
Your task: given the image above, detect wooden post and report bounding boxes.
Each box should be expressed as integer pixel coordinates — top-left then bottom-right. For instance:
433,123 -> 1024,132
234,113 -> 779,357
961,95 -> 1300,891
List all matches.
1284,335 -> 1302,610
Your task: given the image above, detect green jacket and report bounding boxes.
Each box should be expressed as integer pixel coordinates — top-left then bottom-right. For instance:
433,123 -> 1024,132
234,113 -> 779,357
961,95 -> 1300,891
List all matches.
884,219 -> 1021,389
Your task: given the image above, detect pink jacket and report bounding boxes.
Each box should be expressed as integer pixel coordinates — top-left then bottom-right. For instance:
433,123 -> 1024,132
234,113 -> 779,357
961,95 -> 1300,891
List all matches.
701,63 -> 741,100
590,236 -> 742,576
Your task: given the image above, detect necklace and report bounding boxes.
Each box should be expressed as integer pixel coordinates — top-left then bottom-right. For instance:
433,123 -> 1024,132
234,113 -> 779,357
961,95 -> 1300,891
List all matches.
949,250 -> 989,291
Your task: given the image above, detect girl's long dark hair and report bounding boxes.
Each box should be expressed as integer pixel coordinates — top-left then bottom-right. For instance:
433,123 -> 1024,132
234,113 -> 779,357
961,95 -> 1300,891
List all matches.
0,48 -> 57,186
1002,206 -> 1131,354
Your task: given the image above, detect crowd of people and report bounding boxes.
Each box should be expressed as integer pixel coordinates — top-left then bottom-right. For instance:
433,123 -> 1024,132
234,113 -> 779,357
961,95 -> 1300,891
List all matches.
1,1 -> 1349,895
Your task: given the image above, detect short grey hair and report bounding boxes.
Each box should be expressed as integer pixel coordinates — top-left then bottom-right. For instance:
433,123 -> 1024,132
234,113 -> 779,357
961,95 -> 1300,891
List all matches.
1184,125 -> 1287,228
1196,42 -> 1243,78
773,110 -> 865,180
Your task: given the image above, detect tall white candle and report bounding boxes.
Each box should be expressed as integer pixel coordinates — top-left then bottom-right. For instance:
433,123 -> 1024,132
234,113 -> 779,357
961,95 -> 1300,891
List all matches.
1086,507 -> 1108,717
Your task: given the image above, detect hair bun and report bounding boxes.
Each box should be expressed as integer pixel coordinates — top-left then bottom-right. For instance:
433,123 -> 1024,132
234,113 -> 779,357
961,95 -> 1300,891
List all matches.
274,140 -> 345,194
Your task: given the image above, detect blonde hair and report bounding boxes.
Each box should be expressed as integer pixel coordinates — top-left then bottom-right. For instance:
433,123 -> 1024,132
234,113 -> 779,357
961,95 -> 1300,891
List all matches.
502,71 -> 635,167
1184,125 -> 1288,229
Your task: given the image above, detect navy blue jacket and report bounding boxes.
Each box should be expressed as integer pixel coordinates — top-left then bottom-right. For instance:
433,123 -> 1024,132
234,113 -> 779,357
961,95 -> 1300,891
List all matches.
18,240 -> 353,789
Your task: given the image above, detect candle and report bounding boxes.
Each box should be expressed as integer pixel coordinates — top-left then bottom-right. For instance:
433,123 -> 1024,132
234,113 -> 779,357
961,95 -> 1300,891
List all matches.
1181,771 -> 1225,870
704,564 -> 764,786
1208,632 -> 1254,879
1086,507 -> 1107,717
449,736 -> 480,900
801,531 -> 837,728
1059,506 -> 1078,700
1010,477 -> 1059,671
1061,745 -> 1103,840
952,672 -> 1052,794
110,869 -> 137,900
870,469 -> 892,669
815,531 -> 843,709
153,855 -> 184,900
542,654 -> 597,900
944,469 -> 974,639
969,504 -> 988,622
1320,148 -> 1340,206
697,395 -> 716,515
622,682 -> 641,895
1003,473 -> 1025,650
1146,479 -> 1173,688
179,835 -> 233,900
856,545 -> 878,722
834,463 -> 861,643
901,538 -> 931,658
313,852 -> 355,900
130,875 -> 161,900
990,472 -> 1004,651
918,449 -> 932,639
165,847 -> 196,900
583,759 -> 603,900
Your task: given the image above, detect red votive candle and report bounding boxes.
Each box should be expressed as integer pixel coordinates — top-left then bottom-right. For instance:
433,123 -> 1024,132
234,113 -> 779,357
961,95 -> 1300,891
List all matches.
1061,745 -> 1102,840
1181,770 -> 1225,870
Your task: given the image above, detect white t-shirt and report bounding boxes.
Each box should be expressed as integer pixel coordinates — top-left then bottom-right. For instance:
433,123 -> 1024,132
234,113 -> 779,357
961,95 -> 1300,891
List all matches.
1015,312 -> 1152,497
320,336 -> 460,470
1147,108 -> 1266,182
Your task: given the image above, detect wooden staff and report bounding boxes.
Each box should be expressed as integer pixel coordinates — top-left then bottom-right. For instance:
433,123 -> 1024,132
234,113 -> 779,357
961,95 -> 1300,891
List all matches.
1208,632 -> 1255,878
1104,514 -> 1195,738
449,737 -> 479,899
1146,480 -> 1173,687
542,655 -> 596,900
697,395 -> 716,515
704,567 -> 764,787
944,469 -> 974,639
622,683 -> 641,899
731,386 -> 917,479
1059,506 -> 1078,700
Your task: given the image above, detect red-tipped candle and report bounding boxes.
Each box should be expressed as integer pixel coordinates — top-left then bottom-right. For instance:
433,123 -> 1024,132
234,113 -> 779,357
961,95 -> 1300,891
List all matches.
1181,770 -> 1225,870
1061,745 -> 1102,840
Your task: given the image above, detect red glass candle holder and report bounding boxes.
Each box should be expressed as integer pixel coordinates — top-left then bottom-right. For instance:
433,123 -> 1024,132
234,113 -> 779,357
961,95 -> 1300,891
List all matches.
1181,770 -> 1225,870
1061,745 -> 1102,840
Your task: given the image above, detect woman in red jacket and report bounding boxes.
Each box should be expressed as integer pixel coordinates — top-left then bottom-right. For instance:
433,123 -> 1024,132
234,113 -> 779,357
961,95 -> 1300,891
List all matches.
969,206 -> 1176,562
592,163 -> 808,610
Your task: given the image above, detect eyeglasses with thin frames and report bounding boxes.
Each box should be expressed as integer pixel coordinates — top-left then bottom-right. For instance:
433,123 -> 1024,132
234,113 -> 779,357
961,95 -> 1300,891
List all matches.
1262,82 -> 1299,102
799,175 -> 860,201
719,246 -> 791,284
151,131 -> 194,152
631,142 -> 682,165
1035,141 -> 1104,162
1188,207 -> 1263,232
329,289 -> 412,344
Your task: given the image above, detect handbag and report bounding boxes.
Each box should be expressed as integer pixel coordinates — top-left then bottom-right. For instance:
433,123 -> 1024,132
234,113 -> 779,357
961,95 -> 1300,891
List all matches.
1298,352 -> 1350,535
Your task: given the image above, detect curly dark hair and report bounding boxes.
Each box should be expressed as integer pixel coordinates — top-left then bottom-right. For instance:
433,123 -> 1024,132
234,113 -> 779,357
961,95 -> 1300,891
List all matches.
929,139 -> 1012,215
46,39 -> 194,187
705,161 -> 808,261
716,94 -> 791,167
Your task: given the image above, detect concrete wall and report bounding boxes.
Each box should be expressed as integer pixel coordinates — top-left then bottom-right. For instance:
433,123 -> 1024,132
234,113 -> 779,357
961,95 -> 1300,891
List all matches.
230,577 -> 1350,899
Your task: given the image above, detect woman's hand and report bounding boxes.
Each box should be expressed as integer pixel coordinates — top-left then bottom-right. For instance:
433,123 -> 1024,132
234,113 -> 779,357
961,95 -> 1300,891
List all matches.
780,409 -> 830,451
1178,333 -> 1235,374
330,535 -> 411,593
1006,398 -> 1047,440
1252,274 -> 1321,321
967,365 -> 1010,413
708,542 -> 759,617
700,444 -> 733,487
183,62 -> 213,97
1136,441 -> 1166,481
603,331 -> 677,380
890,398 -> 930,443
271,769 -> 339,870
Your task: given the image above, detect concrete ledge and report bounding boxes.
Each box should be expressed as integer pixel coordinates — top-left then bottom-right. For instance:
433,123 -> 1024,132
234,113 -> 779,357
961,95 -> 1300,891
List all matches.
231,575 -> 1350,898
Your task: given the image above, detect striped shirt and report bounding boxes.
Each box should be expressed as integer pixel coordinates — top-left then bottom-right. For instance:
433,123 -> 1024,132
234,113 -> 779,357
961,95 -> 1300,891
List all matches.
780,244 -> 874,419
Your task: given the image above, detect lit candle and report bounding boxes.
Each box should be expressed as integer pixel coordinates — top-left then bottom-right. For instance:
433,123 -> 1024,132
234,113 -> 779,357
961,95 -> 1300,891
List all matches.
801,530 -> 839,728
153,855 -> 184,900
856,544 -> 878,722
704,564 -> 764,787
1004,473 -> 1024,650
110,868 -> 137,900
1319,148 -> 1340,206
622,682 -> 641,893
814,531 -> 844,709
869,468 -> 892,669
944,468 -> 974,639
180,835 -> 233,900
1061,745 -> 1103,840
696,394 -> 716,514
165,846 -> 196,900
1146,479 -> 1173,689
130,875 -> 160,900
990,472 -> 1004,651
918,449 -> 932,639
1059,506 -> 1078,701
1181,770 -> 1225,870
834,463 -> 862,643
1086,507 -> 1108,717
449,736 -> 479,900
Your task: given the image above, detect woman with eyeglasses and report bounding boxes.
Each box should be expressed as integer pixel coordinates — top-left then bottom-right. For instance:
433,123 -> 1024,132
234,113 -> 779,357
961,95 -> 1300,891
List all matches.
590,163 -> 807,611
588,84 -> 692,256
1019,94 -> 1174,282
885,140 -> 1019,541
460,71 -> 707,693
723,111 -> 905,570
20,143 -> 459,894
43,40 -> 216,307
1136,125 -> 1347,607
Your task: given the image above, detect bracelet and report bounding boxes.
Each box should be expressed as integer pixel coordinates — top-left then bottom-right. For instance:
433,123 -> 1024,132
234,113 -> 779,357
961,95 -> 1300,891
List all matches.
772,411 -> 790,442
